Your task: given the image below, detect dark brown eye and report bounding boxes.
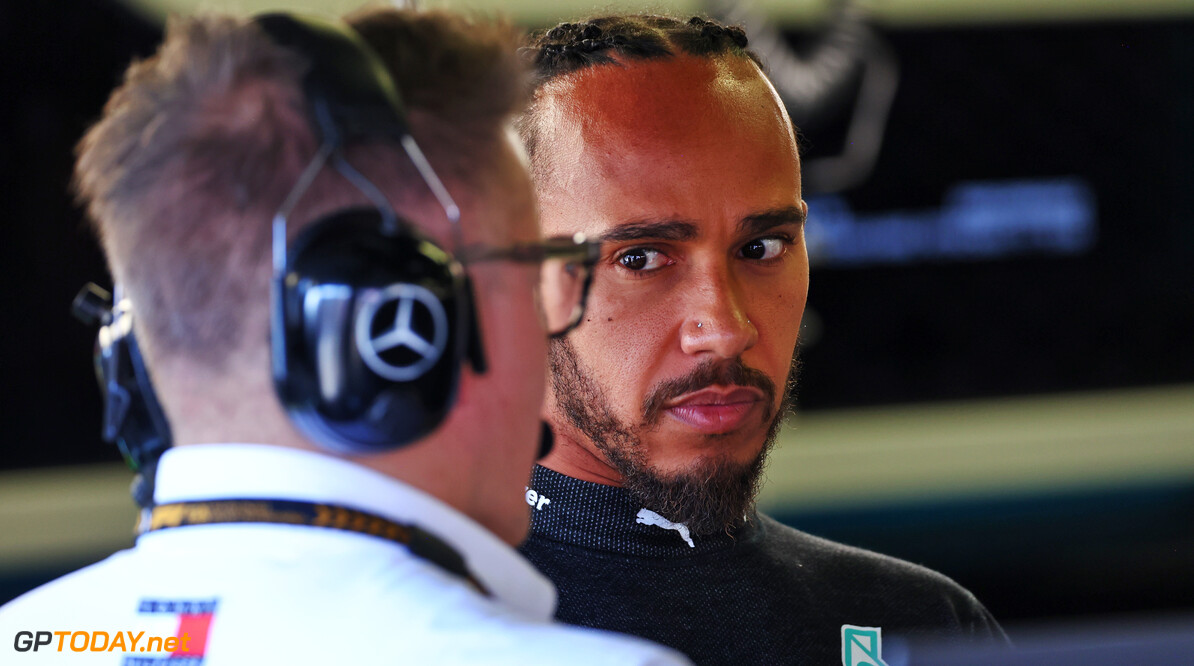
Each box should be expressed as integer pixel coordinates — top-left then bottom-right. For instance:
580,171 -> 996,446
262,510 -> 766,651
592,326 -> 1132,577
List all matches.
741,240 -> 767,260
620,249 -> 648,270
740,238 -> 785,261
617,247 -> 667,271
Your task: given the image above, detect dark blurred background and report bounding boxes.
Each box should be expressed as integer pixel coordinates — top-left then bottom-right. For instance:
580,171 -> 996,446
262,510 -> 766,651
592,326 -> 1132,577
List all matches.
2,0 -> 1191,637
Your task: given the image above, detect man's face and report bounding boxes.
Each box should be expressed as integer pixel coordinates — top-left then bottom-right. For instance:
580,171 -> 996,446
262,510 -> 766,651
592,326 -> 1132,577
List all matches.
531,54 -> 809,533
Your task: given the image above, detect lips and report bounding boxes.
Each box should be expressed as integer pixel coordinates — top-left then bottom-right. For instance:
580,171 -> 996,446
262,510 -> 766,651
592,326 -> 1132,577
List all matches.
663,386 -> 765,434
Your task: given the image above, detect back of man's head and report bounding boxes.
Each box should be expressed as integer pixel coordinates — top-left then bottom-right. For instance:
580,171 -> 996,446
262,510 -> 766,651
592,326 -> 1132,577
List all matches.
77,10 -> 524,379
74,9 -> 528,446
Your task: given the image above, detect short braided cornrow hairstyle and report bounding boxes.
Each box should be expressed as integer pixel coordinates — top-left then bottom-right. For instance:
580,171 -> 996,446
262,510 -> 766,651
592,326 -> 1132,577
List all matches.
523,15 -> 758,85
517,14 -> 762,164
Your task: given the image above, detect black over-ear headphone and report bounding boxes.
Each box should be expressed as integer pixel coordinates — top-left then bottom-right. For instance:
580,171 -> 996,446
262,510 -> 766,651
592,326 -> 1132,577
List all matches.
73,283 -> 171,508
259,13 -> 486,453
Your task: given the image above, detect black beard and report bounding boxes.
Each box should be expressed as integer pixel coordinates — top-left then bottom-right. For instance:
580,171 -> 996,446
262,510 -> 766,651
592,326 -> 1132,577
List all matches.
548,338 -> 799,536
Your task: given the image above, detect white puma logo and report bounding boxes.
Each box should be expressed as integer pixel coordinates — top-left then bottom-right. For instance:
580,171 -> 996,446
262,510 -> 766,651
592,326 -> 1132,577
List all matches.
635,508 -> 694,548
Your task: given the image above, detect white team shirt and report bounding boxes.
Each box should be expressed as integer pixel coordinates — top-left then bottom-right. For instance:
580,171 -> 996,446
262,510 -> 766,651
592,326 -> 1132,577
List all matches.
0,444 -> 689,665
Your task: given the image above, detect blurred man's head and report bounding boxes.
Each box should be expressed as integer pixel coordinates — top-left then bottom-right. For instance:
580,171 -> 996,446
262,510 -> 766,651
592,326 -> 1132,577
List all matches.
519,16 -> 808,535
74,9 -> 541,542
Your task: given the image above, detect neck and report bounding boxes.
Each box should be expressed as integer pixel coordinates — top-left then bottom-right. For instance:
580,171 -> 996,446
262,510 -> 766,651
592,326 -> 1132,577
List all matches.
527,465 -> 760,555
537,430 -> 624,487
356,426 -> 532,547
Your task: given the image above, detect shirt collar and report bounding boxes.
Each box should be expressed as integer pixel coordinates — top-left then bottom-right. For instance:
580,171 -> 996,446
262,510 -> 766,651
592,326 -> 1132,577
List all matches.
526,465 -> 760,557
153,443 -> 556,619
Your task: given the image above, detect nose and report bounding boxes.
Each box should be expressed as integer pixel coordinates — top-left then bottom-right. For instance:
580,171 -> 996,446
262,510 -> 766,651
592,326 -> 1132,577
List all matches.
679,267 -> 758,359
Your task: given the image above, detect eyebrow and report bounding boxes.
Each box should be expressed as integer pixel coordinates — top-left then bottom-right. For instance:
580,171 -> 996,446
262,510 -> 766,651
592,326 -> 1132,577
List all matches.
738,206 -> 807,236
597,220 -> 699,243
596,205 -> 806,243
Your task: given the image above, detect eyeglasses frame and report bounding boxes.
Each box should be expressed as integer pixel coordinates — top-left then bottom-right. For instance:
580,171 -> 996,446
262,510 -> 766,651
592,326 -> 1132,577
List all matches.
457,234 -> 601,338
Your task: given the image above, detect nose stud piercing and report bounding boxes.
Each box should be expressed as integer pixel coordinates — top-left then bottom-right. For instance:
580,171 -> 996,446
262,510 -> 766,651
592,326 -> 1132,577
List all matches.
696,321 -> 703,328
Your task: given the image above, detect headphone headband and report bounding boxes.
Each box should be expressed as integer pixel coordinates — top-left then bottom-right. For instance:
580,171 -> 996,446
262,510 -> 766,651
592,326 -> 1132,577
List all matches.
255,13 -> 409,146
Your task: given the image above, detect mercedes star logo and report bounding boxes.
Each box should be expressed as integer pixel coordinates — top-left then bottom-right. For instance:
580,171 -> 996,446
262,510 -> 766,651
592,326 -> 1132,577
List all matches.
354,283 -> 449,382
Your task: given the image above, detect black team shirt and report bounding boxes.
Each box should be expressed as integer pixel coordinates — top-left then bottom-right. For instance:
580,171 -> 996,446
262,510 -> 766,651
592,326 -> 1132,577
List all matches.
520,466 -> 1006,665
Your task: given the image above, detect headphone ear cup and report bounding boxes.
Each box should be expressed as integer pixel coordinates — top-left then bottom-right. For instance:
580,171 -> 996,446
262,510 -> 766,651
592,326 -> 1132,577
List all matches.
77,286 -> 171,496
256,14 -> 488,455
274,208 -> 470,453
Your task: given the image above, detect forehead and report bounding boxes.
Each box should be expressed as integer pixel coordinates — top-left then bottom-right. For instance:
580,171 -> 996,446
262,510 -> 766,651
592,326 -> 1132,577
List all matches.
532,53 -> 801,236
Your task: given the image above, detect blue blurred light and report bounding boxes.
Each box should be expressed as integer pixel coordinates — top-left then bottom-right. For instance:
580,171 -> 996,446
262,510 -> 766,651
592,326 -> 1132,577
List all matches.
805,178 -> 1097,267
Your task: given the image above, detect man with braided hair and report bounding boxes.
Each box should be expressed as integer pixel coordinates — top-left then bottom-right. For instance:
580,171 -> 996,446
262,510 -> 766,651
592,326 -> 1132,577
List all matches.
515,15 -> 1005,664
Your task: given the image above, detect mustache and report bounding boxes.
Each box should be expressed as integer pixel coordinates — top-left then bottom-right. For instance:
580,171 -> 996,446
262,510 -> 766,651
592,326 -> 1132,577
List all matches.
640,358 -> 777,427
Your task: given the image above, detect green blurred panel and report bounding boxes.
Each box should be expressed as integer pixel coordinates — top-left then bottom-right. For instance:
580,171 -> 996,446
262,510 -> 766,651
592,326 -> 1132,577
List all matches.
759,384 -> 1194,513
816,0 -> 1194,26
0,464 -> 137,573
123,0 -> 1194,26
2,384 -> 1190,573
